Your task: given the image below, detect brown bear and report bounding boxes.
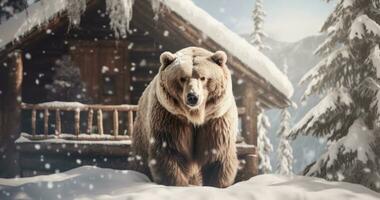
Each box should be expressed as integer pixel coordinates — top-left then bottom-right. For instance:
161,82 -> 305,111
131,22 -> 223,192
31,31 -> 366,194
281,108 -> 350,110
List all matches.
131,47 -> 238,188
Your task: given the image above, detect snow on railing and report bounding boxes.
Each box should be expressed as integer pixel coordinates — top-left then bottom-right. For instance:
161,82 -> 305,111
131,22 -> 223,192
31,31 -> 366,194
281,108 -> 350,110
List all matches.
21,102 -> 138,140
21,101 -> 247,141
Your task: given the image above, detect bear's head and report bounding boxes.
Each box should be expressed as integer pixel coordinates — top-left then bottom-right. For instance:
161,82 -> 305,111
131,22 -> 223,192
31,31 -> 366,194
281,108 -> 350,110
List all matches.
156,47 -> 234,125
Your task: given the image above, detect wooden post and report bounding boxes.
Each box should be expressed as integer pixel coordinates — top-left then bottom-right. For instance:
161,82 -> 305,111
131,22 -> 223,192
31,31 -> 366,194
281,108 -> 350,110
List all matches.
43,109 -> 49,136
97,109 -> 103,135
127,110 -> 133,136
113,110 -> 119,136
241,81 -> 259,178
242,81 -> 257,146
55,109 -> 61,136
75,109 -> 80,136
87,109 -> 93,134
31,109 -> 36,136
0,50 -> 23,177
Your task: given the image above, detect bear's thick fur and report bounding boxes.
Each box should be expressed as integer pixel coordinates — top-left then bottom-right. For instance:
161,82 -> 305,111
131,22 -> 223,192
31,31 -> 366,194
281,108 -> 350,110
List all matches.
131,47 -> 238,188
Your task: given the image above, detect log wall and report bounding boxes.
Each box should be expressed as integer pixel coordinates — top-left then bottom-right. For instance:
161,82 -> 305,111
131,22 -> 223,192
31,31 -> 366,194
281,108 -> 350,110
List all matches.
0,50 -> 23,177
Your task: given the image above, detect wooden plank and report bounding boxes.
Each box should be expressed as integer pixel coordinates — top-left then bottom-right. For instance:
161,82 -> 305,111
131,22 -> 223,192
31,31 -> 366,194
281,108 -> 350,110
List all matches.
97,109 -> 104,135
21,103 -> 138,112
0,50 -> 23,177
20,133 -> 130,141
16,142 -> 132,157
237,154 -> 258,181
127,111 -> 134,136
31,109 -> 36,136
75,109 -> 80,135
240,81 -> 259,178
236,143 -> 256,156
55,109 -> 61,135
242,81 -> 257,146
113,110 -> 119,136
43,109 -> 49,136
87,109 -> 94,134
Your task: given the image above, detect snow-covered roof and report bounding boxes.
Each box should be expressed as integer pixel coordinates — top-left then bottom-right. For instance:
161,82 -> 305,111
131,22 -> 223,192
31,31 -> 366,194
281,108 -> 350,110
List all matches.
0,0 -> 67,50
0,0 -> 294,98
0,166 -> 378,200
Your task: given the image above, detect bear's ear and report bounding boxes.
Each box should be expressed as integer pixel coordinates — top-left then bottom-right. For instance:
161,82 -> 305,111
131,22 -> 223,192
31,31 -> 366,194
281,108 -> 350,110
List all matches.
211,51 -> 227,66
160,51 -> 177,70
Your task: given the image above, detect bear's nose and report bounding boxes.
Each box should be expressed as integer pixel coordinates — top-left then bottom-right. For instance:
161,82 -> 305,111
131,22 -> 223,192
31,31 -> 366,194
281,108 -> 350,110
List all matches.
186,92 -> 199,106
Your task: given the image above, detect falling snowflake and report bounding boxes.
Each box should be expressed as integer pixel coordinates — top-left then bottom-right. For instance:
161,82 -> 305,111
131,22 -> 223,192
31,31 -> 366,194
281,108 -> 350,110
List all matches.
163,30 -> 169,37
25,53 -> 32,60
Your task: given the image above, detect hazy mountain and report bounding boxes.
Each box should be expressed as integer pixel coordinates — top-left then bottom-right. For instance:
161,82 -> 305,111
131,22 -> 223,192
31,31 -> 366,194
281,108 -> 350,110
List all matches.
242,34 -> 327,173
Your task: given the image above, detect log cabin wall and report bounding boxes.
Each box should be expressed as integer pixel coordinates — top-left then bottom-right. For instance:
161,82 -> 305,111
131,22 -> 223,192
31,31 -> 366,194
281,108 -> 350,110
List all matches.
69,41 -> 131,104
0,51 -> 23,177
0,0 -> 261,177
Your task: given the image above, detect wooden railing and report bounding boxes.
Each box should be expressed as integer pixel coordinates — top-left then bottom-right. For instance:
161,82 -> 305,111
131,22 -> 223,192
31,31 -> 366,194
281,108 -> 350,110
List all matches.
21,102 -> 138,140
19,102 -> 257,179
21,102 -> 247,141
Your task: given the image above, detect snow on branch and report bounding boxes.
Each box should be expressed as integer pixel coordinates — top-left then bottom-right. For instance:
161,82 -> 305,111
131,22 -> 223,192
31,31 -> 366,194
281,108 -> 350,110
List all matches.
106,0 -> 134,39
301,47 -> 352,100
350,14 -> 380,40
370,45 -> 380,79
291,88 -> 353,138
306,118 -> 376,176
361,77 -> 380,119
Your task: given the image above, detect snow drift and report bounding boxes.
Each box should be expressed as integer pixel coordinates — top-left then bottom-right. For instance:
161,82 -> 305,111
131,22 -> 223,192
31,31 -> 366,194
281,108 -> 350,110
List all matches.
0,166 -> 378,200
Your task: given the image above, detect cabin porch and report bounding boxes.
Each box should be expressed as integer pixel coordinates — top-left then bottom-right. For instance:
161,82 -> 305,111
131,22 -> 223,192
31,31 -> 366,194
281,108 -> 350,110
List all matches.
15,100 -> 257,182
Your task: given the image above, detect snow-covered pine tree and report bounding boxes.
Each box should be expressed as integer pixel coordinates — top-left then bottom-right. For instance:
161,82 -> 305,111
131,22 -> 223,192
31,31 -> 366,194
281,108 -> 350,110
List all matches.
250,0 -> 270,51
276,60 -> 294,176
290,0 -> 380,191
257,108 -> 273,174
45,55 -> 91,103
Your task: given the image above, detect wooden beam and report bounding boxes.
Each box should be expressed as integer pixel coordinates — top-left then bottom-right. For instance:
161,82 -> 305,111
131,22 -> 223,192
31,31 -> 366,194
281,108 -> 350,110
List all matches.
0,50 -> 23,177
127,111 -> 134,136
75,109 -> 81,136
31,109 -> 36,136
55,109 -> 61,135
242,81 -> 258,146
240,81 -> 259,179
21,103 -> 138,112
97,110 -> 104,135
113,110 -> 119,136
87,109 -> 94,134
43,109 -> 49,136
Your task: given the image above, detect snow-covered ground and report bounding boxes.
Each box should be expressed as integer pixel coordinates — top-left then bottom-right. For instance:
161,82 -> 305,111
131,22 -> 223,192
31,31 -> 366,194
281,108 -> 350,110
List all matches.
0,166 -> 378,200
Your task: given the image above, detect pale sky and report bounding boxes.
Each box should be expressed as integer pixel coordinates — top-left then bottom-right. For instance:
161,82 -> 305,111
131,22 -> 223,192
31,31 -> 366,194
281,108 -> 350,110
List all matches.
192,0 -> 335,42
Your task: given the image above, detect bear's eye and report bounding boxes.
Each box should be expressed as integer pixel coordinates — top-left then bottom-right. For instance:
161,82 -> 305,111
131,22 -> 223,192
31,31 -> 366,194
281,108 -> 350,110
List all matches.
200,77 -> 206,81
180,77 -> 186,82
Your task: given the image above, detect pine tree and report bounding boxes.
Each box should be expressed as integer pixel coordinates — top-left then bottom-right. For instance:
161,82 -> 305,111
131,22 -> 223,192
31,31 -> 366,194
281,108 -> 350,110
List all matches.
257,108 -> 273,174
276,60 -> 294,176
251,0 -> 270,51
45,55 -> 91,103
290,0 -> 380,191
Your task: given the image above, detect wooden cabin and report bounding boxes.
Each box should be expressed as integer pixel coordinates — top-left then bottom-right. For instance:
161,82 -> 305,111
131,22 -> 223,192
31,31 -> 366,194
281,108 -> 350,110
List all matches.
0,0 -> 293,180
